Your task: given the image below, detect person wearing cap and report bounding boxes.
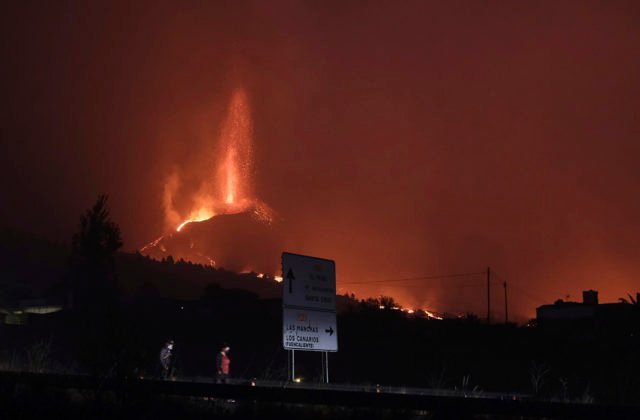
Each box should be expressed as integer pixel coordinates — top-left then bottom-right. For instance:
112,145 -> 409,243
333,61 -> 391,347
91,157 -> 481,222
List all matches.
215,343 -> 231,384
159,340 -> 174,379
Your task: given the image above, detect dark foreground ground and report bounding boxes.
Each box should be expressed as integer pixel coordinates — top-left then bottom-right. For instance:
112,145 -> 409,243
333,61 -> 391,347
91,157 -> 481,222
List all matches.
2,389 -> 634,420
2,372 -> 639,420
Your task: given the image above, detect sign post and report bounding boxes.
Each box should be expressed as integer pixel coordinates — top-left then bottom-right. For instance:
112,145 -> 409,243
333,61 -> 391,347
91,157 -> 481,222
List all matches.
282,252 -> 337,382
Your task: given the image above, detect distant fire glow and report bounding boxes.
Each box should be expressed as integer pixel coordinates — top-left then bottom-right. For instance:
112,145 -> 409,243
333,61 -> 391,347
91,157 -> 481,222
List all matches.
423,310 -> 443,320
371,304 -> 443,320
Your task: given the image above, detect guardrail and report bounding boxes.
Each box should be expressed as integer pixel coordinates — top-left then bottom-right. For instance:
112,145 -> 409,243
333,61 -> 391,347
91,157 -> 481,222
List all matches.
0,371 -> 638,419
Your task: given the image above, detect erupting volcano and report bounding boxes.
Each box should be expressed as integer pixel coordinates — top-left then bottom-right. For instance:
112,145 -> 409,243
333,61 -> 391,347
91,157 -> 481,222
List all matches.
141,88 -> 282,274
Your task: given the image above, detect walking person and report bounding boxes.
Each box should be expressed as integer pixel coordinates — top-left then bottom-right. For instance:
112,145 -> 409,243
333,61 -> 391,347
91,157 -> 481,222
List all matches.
216,343 -> 231,384
159,340 -> 174,380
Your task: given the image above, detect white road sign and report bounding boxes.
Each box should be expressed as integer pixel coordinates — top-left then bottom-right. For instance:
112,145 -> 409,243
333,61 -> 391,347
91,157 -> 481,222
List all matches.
282,307 -> 338,352
282,252 -> 338,353
282,252 -> 336,312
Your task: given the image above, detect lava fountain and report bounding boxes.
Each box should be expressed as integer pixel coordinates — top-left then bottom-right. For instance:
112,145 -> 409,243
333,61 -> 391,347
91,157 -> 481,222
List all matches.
215,87 -> 253,210
140,87 -> 279,273
163,87 -> 264,233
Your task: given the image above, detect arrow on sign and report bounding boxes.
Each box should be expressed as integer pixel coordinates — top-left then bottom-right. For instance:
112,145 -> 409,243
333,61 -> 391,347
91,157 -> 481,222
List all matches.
287,268 -> 295,294
325,327 -> 334,336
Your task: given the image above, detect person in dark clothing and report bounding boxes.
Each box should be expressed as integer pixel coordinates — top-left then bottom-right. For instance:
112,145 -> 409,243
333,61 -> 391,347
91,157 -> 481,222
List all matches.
215,344 -> 231,384
159,340 -> 174,380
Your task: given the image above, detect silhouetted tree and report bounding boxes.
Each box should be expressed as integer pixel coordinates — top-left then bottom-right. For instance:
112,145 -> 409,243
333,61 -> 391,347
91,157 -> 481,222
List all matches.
379,295 -> 401,310
72,195 -> 122,263
69,195 -> 125,376
70,194 -> 122,311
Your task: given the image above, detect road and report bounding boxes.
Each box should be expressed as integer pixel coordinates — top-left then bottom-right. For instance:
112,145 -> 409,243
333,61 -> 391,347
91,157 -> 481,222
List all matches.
1,371 -> 638,419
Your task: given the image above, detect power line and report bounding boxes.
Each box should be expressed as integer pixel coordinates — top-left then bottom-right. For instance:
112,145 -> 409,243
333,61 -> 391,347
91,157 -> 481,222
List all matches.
340,282 -> 487,290
342,268 -> 551,318
341,271 -> 485,285
507,283 -> 548,305
489,270 -> 547,304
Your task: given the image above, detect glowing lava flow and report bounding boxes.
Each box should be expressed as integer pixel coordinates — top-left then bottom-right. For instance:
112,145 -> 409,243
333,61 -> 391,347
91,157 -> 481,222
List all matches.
176,220 -> 192,232
175,207 -> 217,232
423,309 -> 444,320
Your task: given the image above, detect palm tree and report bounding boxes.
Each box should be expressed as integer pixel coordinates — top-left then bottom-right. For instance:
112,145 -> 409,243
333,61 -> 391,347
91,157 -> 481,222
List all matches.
618,293 -> 639,305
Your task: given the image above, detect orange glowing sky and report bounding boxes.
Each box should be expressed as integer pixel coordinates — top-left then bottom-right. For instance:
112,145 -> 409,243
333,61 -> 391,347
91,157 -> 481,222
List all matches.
2,1 -> 640,321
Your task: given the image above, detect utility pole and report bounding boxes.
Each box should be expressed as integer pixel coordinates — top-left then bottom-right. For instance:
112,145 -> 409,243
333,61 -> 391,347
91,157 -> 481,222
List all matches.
487,266 -> 491,325
291,350 -> 296,382
504,281 -> 508,324
325,352 -> 329,383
